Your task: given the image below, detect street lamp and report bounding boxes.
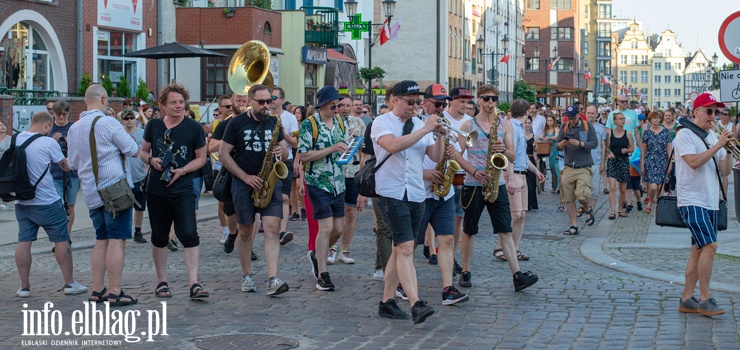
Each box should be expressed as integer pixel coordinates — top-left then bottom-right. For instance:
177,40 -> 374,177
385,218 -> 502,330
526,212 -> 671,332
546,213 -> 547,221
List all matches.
345,0 -> 396,111
544,46 -> 558,107
476,33 -> 510,101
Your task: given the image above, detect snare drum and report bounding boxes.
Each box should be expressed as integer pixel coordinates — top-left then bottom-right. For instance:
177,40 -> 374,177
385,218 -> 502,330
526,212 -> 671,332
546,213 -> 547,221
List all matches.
452,171 -> 466,186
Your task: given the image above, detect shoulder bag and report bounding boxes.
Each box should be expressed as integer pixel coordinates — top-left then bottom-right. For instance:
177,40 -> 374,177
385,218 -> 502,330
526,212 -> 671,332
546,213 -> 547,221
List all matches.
354,119 -> 414,198
90,116 -> 139,218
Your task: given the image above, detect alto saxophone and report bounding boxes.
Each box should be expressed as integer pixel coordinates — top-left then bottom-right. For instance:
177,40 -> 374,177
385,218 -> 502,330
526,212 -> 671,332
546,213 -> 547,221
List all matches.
253,115 -> 289,209
432,119 -> 462,197
482,113 -> 510,203
711,122 -> 740,159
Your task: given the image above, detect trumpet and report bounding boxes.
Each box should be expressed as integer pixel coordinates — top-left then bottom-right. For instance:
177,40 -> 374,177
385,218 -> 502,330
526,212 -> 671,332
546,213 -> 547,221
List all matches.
712,122 -> 740,159
438,118 -> 479,148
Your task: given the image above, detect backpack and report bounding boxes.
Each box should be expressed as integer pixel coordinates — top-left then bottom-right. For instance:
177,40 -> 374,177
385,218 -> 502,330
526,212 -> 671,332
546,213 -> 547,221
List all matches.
0,134 -> 48,202
303,114 -> 346,173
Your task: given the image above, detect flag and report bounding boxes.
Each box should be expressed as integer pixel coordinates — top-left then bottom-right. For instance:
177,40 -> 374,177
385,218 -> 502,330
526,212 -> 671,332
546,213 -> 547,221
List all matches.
389,17 -> 402,41
584,71 -> 591,83
379,17 -> 390,45
499,53 -> 510,64
547,56 -> 560,70
601,76 -> 610,86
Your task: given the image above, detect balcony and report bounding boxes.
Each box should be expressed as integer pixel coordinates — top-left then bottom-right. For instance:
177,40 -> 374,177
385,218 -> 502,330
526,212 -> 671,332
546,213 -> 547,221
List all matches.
302,7 -> 339,48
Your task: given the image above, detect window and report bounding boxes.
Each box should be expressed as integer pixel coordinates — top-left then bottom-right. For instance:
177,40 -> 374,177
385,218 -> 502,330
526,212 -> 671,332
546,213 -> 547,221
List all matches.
675,76 -> 680,83
598,4 -> 611,19
654,89 -> 661,96
629,55 -> 637,65
598,60 -> 611,76
202,50 -> 234,101
584,5 -> 588,18
554,58 -> 573,71
284,0 -> 296,9
640,55 -> 648,65
96,30 -> 140,95
655,76 -> 661,83
526,27 -> 540,40
584,42 -> 588,55
630,39 -> 638,49
526,0 -> 540,10
619,55 -> 627,65
334,0 -> 343,11
664,75 -> 670,83
598,42 -> 611,56
597,22 -> 611,37
630,71 -> 637,83
674,89 -> 681,96
551,0 -> 571,9
550,27 -> 573,40
664,89 -> 670,96
620,71 -> 627,83
664,49 -> 671,56
654,62 -> 661,70
675,62 -> 682,70
526,57 -> 540,71
664,62 -> 670,70
641,71 -> 648,83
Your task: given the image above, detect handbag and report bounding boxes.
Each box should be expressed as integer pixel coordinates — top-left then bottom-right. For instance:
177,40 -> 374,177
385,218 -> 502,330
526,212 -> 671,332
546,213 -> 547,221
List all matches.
90,116 -> 139,218
213,167 -> 233,203
354,153 -> 392,198
202,157 -> 214,192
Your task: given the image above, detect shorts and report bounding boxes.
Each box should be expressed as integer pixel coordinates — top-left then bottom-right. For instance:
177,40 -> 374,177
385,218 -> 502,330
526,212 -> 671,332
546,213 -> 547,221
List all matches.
590,164 -> 602,196
89,206 -> 133,240
193,176 -> 203,210
344,177 -> 358,207
627,175 -> 642,191
53,176 -> 80,206
461,185 -> 512,235
232,177 -> 283,225
147,192 -> 199,248
561,166 -> 592,203
607,157 -> 630,183
280,159 -> 294,197
132,181 -> 147,211
377,195 -> 425,246
508,173 -> 528,213
679,205 -> 718,249
307,185 -> 345,220
223,200 -> 235,216
453,187 -> 464,217
415,196 -> 455,245
16,201 -> 70,243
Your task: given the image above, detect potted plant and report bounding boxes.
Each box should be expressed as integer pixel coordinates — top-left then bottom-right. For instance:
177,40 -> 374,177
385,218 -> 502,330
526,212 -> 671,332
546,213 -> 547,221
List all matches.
355,84 -> 366,95
338,84 -> 349,95
306,19 -> 315,30
321,22 -> 333,31
358,67 -> 387,88
223,7 -> 236,17
372,84 -> 383,95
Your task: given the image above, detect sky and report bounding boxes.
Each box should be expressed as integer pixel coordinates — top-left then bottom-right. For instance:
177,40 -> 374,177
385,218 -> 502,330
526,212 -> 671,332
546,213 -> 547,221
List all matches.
612,0 -> 737,66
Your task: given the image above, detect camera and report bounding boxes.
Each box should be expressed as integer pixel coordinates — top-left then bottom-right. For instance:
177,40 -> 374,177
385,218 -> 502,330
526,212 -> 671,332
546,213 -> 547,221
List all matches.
159,147 -> 180,183
58,133 -> 68,156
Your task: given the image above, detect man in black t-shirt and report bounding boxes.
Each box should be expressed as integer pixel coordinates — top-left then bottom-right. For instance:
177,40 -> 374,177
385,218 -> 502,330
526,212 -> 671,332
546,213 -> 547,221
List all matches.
140,83 -> 209,300
220,84 -> 291,296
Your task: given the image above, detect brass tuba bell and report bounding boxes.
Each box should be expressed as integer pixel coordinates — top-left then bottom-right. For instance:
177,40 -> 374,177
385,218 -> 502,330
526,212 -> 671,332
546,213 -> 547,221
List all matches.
227,40 -> 275,95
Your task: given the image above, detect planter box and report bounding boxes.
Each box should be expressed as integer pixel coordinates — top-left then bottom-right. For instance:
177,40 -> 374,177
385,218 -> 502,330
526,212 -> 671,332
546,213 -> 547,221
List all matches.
355,88 -> 366,95
372,88 -> 386,95
338,88 -> 349,94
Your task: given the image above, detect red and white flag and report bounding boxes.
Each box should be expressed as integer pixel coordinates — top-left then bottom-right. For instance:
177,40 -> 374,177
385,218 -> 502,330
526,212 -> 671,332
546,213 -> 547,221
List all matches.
584,71 -> 591,83
379,17 -> 390,45
499,53 -> 510,64
601,75 -> 610,86
547,56 -> 560,70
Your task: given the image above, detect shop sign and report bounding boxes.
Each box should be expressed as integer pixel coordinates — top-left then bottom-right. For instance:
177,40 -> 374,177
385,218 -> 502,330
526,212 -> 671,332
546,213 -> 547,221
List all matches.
302,47 -> 328,65
98,0 -> 143,31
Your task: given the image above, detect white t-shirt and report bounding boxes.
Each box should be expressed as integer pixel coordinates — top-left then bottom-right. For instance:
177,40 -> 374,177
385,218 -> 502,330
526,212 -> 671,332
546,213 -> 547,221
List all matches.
674,128 -> 726,210
372,112 -> 435,202
532,114 -> 546,140
442,111 -> 472,154
280,110 -> 299,160
422,155 -> 456,201
16,132 -> 64,206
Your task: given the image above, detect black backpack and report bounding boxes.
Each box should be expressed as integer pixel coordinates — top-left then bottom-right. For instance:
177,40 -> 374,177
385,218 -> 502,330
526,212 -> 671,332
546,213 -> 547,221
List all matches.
0,134 -> 48,202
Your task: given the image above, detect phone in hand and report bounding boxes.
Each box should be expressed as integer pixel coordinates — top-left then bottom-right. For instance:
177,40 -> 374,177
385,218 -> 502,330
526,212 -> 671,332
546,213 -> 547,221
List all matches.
562,137 -> 570,141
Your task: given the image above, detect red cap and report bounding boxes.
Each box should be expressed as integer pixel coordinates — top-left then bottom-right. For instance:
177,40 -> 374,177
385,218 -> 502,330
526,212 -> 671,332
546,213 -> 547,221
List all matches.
424,84 -> 452,100
692,92 -> 725,110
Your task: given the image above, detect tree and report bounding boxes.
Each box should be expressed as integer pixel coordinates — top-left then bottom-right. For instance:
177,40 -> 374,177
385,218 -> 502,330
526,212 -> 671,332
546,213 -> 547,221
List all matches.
246,0 -> 271,9
513,80 -> 536,103
78,73 -> 92,96
101,75 -> 114,97
116,76 -> 131,98
135,78 -> 150,105
357,67 -> 386,86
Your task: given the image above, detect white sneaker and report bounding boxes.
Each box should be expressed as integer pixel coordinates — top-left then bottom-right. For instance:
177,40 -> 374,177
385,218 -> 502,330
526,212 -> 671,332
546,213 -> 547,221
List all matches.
220,230 -> 229,245
0,204 -> 8,211
241,274 -> 256,292
338,251 -> 355,264
266,277 -> 289,296
327,247 -> 338,265
63,281 -> 88,295
16,288 -> 30,298
373,269 -> 384,281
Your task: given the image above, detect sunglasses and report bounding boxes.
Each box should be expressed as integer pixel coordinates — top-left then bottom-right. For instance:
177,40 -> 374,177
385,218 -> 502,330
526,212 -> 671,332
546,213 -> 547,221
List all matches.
362,110 -> 369,114
47,108 -> 54,112
253,99 -> 272,105
221,104 -> 232,109
431,101 -> 448,108
271,96 -> 278,100
703,108 -> 721,116
480,96 -> 498,102
617,100 -> 628,103
401,98 -> 423,106
329,104 -> 338,110
122,116 -> 136,121
721,112 -> 730,116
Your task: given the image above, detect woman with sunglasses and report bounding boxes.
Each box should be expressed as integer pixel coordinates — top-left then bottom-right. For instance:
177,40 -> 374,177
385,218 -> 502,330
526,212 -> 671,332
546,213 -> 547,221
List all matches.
605,112 -> 635,219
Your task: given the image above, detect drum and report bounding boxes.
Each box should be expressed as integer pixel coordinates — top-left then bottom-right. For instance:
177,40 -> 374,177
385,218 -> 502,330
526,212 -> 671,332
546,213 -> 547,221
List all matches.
452,171 -> 466,186
536,141 -> 552,156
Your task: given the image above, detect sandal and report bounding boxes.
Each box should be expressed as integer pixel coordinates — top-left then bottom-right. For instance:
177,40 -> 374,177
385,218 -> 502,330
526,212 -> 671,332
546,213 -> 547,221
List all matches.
603,189 -> 609,194
108,290 -> 138,307
155,282 -> 172,298
517,250 -> 530,261
189,283 -> 209,299
608,213 -> 616,220
576,207 -> 585,217
557,204 -> 564,212
563,226 -> 579,235
618,211 -> 629,217
88,287 -> 108,303
493,248 -> 507,262
584,209 -> 595,226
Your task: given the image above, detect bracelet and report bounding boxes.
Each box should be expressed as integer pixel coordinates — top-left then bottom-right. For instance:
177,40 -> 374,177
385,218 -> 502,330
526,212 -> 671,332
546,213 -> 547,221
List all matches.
473,170 -> 478,177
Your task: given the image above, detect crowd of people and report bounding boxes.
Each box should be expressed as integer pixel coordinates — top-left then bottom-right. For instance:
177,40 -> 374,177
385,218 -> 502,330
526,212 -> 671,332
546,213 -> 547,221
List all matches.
6,79 -> 738,321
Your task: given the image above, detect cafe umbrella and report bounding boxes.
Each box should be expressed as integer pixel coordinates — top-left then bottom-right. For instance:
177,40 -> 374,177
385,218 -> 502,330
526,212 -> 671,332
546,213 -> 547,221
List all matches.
123,42 -> 228,79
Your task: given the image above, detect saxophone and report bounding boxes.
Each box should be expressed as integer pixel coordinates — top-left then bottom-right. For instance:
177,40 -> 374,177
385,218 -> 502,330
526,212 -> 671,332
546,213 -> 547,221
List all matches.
482,112 -> 510,203
252,115 -> 289,209
432,119 -> 462,197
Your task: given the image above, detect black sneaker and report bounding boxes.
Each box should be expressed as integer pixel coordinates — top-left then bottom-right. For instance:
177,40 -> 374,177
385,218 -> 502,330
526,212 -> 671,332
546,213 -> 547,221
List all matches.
224,233 -> 237,254
626,204 -> 633,213
442,286 -> 469,305
454,260 -> 463,274
301,208 -> 307,220
395,284 -> 408,300
133,231 -> 147,243
251,251 -> 258,261
428,254 -> 438,265
307,250 -> 319,280
411,300 -> 435,324
167,239 -> 178,252
279,231 -> 293,246
423,246 -> 431,259
513,271 -> 539,291
378,299 -> 409,319
289,213 -> 300,221
636,202 -> 643,211
316,272 -> 335,291
458,271 -> 472,288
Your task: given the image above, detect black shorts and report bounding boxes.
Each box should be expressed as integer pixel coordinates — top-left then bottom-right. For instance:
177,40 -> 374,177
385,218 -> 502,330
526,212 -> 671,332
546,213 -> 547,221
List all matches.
231,177 -> 283,225
377,195 -> 425,246
132,181 -> 147,212
307,185 -> 345,220
147,192 -> 199,248
461,185 -> 512,235
344,177 -> 358,207
627,175 -> 642,191
415,196 -> 455,245
280,159 -> 294,197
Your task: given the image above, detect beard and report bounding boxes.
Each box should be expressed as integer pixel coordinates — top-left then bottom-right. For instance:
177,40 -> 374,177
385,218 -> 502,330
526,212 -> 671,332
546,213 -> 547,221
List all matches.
253,106 -> 271,120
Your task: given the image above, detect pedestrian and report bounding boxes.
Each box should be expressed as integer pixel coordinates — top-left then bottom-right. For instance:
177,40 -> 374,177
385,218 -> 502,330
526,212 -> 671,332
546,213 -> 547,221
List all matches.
0,120 -> 10,211
120,109 -> 148,244
269,86 -> 298,246
49,101 -> 81,237
541,115 -> 560,193
289,105 -> 307,222
14,112 -> 88,298
662,108 -> 679,196
68,84 -> 139,306
640,111 -> 672,213
604,112 -> 635,219
556,105 -> 598,235
524,116 -> 539,210
676,92 -> 730,317
209,95 -> 237,245
585,105 -> 607,205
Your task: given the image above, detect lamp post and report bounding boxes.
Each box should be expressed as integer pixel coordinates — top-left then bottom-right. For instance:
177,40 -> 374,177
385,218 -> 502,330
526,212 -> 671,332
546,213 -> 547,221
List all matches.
344,0 -> 396,111
543,46 -> 558,107
707,52 -> 719,90
476,33 -> 509,101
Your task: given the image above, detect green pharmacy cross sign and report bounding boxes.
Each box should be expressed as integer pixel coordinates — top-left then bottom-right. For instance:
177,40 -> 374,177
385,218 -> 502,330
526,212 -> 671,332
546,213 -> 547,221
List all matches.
344,14 -> 370,40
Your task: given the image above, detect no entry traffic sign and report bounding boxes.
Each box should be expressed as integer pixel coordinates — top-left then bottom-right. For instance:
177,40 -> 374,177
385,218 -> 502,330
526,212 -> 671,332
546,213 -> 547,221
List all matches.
719,11 -> 740,64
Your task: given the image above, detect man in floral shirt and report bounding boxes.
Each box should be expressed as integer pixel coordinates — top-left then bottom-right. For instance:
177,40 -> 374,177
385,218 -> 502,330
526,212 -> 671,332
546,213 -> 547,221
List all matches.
298,86 -> 349,291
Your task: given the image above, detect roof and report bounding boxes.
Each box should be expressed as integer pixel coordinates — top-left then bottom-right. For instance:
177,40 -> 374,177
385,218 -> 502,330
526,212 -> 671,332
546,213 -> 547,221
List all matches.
327,49 -> 356,63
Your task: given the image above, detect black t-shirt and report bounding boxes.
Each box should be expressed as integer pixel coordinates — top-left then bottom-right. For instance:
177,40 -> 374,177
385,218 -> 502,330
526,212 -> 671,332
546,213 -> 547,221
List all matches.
50,121 -> 78,179
211,116 -> 232,141
144,117 -> 206,196
362,121 -> 374,157
222,112 -> 285,176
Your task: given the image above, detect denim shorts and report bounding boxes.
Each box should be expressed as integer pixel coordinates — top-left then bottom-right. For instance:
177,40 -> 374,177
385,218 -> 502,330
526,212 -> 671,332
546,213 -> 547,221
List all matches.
193,176 -> 203,210
416,196 -> 455,245
344,177 -> 359,207
53,177 -> 80,206
378,195 -> 425,246
307,185 -> 345,220
147,192 -> 199,248
89,206 -> 133,240
16,200 -> 70,243
232,177 -> 283,225
132,181 -> 147,211
461,185 -> 512,235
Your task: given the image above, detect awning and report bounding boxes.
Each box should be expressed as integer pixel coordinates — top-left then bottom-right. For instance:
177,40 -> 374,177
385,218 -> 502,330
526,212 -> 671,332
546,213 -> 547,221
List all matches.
327,49 -> 357,63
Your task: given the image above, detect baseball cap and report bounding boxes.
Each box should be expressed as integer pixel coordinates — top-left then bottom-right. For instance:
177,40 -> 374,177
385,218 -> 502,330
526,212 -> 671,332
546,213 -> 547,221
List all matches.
637,114 -> 646,121
449,87 -> 474,99
424,84 -> 452,100
392,80 -> 421,96
564,106 -> 579,117
121,109 -> 136,118
692,92 -> 725,110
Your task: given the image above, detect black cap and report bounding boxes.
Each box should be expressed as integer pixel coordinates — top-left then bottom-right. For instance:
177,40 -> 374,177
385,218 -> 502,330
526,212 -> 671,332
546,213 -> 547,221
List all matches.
392,80 -> 421,96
